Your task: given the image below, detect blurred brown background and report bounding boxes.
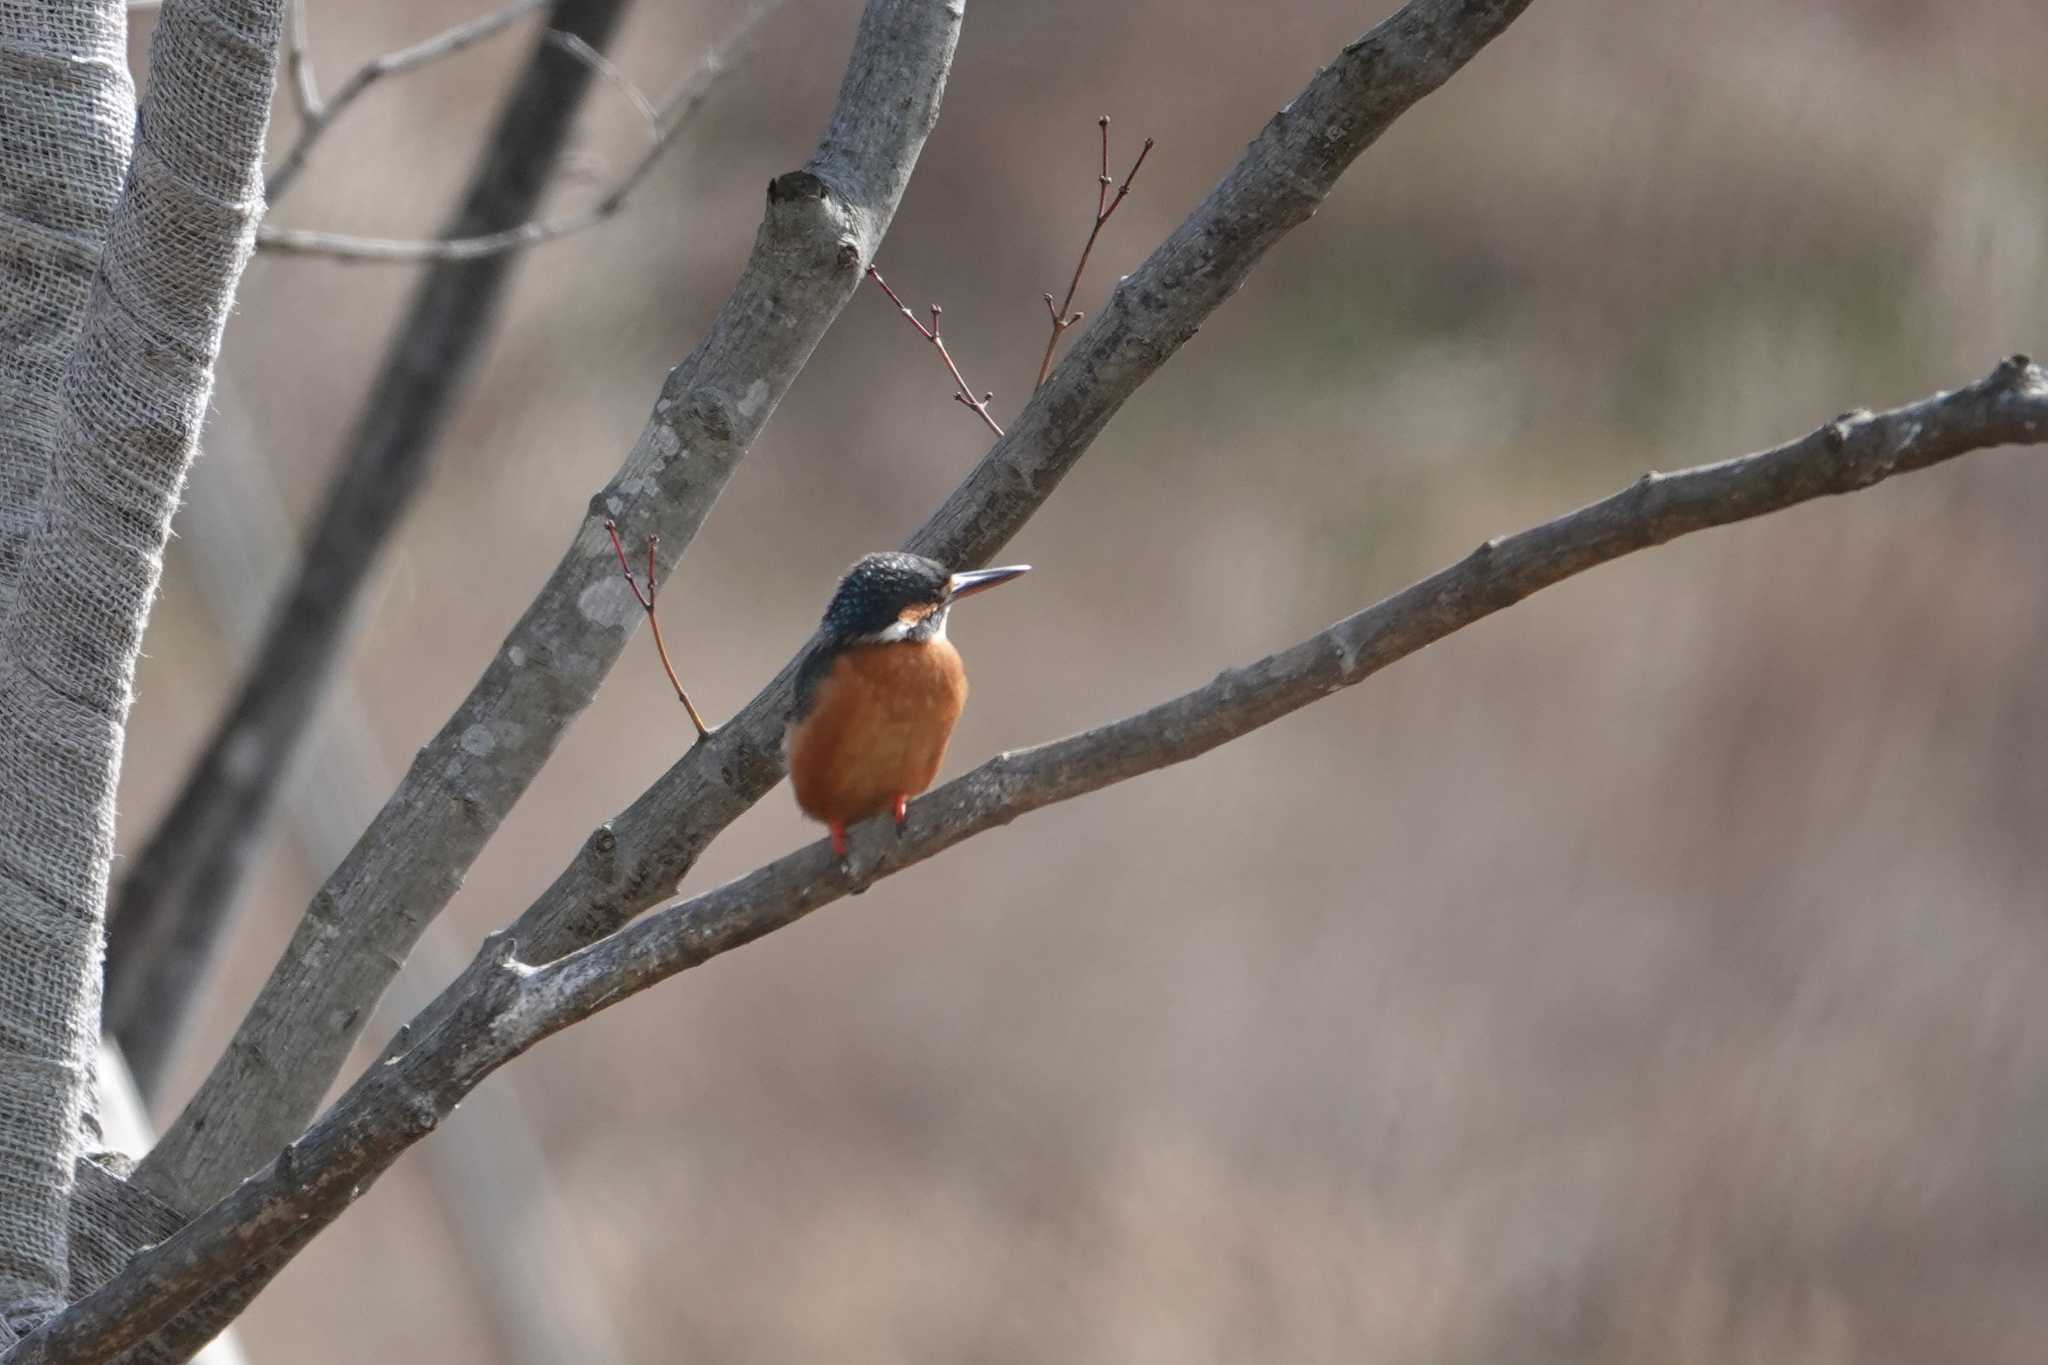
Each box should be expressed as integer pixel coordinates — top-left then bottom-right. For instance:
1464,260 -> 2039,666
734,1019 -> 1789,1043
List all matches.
121,0 -> 2048,1360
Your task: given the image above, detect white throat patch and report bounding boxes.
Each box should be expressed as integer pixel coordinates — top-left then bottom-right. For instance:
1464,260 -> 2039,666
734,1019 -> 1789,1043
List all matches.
862,602 -> 951,645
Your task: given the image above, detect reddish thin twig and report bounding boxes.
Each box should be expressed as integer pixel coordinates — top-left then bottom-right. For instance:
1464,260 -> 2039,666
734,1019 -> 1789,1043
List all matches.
604,519 -> 711,738
864,265 -> 1005,437
1036,117 -> 1154,390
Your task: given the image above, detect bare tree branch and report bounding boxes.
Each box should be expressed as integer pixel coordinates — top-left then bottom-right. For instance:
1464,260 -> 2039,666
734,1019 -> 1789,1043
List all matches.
256,0 -> 786,264
86,1050 -> 250,1365
13,356 -> 2044,1365
254,204 -> 616,263
136,0 -> 966,1220
463,0 -> 1541,999
102,0 -> 635,1109
265,0 -> 549,202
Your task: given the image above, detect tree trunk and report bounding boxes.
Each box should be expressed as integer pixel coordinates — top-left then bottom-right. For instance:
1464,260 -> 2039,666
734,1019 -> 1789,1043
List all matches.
0,0 -> 282,1334
0,0 -> 134,1332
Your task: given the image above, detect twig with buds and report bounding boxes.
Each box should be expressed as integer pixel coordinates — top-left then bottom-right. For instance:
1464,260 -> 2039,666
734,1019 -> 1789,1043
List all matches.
604,520 -> 711,738
865,265 -> 1005,437
1036,117 -> 1153,390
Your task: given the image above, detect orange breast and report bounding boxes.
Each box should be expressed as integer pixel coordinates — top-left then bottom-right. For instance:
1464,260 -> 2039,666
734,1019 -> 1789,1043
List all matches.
786,640 -> 969,828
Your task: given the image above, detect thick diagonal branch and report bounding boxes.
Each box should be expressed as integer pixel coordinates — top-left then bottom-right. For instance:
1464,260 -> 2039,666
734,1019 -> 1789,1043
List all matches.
12,357 -> 2043,1365
137,0 -> 965,1219
468,0 -> 1540,994
103,0 -> 633,1111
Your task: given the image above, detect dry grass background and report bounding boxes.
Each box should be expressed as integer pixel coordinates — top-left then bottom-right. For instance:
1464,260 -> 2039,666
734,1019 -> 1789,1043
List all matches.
118,0 -> 2048,1359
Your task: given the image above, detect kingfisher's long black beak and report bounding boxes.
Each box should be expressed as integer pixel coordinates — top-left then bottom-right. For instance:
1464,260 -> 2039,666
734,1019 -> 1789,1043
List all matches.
947,565 -> 1031,601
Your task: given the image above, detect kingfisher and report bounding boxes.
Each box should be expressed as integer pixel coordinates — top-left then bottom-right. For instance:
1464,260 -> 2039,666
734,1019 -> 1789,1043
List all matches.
786,552 -> 1031,857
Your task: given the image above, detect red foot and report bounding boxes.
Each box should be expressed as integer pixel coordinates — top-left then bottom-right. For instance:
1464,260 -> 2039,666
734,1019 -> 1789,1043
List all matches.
892,793 -> 909,829
829,822 -> 849,858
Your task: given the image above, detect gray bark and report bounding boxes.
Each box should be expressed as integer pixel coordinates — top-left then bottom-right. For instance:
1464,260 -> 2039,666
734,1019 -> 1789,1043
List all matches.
136,0 -> 965,1218
0,0 -> 277,1332
81,1048 -> 246,1365
13,355 -> 2043,1365
470,0 -> 1542,983
102,0 -> 633,1109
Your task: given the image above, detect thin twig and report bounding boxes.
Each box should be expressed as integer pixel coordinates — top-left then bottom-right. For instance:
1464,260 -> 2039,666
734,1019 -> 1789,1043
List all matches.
259,0 -> 787,263
604,519 -> 711,738
260,210 -> 617,262
285,0 -> 321,123
266,0 -> 552,203
1035,117 -> 1153,390
866,265 -> 1004,436
545,29 -> 658,138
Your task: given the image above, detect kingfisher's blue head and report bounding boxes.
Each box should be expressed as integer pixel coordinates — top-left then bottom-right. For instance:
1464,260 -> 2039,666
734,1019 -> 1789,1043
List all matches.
820,552 -> 1031,646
